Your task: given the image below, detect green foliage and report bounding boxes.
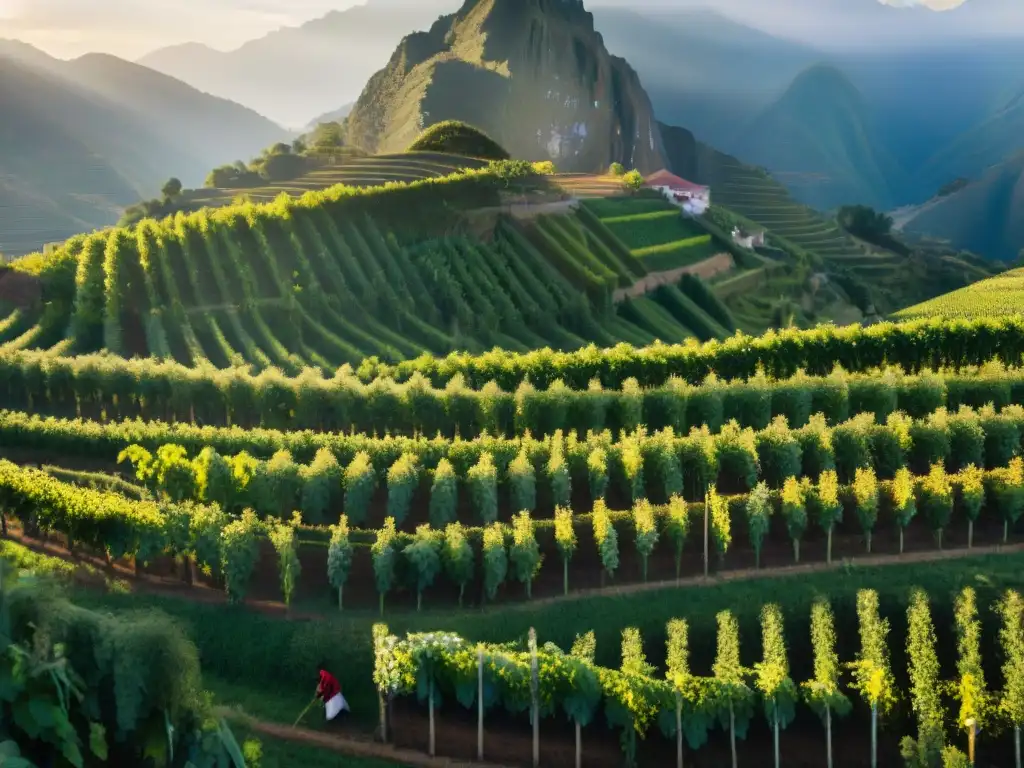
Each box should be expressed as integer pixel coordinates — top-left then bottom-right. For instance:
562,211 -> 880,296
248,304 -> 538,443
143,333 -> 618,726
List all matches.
509,511 -> 541,599
554,506 -> 576,595
848,589 -> 897,716
407,121 -> 510,160
713,611 -> 755,738
996,590 -> 1024,726
852,467 -> 879,552
802,600 -> 852,722
326,516 -> 353,610
920,463 -> 954,547
754,604 -> 798,731
663,495 -> 690,580
299,448 -> 342,525
343,452 -> 377,527
268,513 -> 302,608
588,447 -> 609,502
592,499 -> 620,582
220,509 -> 262,605
781,476 -> 809,562
443,522 -> 474,607
622,170 -> 644,192
708,486 -> 731,563
468,453 -> 498,525
609,163 -> 626,177
547,443 -> 572,509
906,589 -> 945,748
508,450 -> 536,514
745,481 -> 772,568
386,453 -> 420,527
403,524 -> 442,611
632,499 -> 659,581
892,467 -> 917,547
482,522 -> 508,601
371,517 -> 397,615
429,458 -> 458,529
952,587 -> 989,735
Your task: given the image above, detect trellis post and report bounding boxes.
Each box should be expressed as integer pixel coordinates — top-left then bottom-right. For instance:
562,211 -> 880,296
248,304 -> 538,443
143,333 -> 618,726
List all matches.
703,487 -> 710,579
478,645 -> 485,761
529,627 -> 539,767
428,676 -> 435,757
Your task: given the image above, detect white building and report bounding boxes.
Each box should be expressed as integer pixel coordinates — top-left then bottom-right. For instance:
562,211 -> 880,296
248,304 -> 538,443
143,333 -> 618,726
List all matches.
731,227 -> 765,249
643,169 -> 711,216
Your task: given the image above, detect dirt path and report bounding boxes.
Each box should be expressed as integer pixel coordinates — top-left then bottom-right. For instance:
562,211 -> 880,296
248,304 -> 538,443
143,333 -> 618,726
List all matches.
221,708 -> 514,768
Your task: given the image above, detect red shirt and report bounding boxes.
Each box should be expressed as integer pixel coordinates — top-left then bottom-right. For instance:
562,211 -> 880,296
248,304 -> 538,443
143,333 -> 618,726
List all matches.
318,670 -> 340,701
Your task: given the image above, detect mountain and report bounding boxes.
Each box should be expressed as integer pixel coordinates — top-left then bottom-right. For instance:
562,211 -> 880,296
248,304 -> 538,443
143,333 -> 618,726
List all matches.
304,104 -> 355,134
726,64 -> 907,211
589,7 -> 819,144
901,152 -> 1024,263
138,1 -> 454,128
344,0 -> 666,173
0,45 -> 286,257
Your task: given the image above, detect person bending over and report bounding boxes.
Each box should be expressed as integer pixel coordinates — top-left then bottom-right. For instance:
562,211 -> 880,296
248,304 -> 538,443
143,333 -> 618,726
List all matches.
316,662 -> 349,722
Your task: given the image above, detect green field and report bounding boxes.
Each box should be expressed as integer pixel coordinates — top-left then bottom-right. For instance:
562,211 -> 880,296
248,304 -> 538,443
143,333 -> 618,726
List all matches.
582,197 -> 726,272
897,266 -> 1024,320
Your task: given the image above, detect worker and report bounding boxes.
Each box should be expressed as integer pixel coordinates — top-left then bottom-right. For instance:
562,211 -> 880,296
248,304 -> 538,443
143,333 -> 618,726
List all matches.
315,661 -> 350,722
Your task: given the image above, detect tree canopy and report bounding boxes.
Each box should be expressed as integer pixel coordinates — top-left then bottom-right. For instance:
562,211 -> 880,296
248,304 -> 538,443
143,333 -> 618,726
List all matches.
408,121 -> 510,160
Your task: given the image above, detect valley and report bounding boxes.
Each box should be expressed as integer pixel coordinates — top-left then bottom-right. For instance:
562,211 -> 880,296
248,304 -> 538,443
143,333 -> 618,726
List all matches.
0,0 -> 1022,767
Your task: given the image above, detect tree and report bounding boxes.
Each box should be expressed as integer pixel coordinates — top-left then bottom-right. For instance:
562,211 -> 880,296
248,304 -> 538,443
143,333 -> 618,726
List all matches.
953,587 -> 988,763
554,506 -> 576,595
664,495 -> 691,581
404,524 -> 442,611
387,453 -> 419,527
904,589 -> 945,766
853,467 -> 879,553
622,170 -> 644,192
714,610 -> 753,768
665,618 -> 691,768
468,453 -> 498,525
429,458 -> 458,528
592,499 -> 619,585
921,462 -> 954,549
632,499 -> 660,581
482,522 -> 507,602
268,513 -> 301,612
848,589 -> 897,768
746,482 -> 772,569
609,162 -> 626,177
443,522 -> 474,607
959,465 -> 985,549
802,600 -> 852,768
781,476 -> 809,563
755,605 -> 798,768
161,177 -> 183,199
327,516 -> 353,611
892,467 -> 917,555
372,517 -> 397,616
509,450 -> 536,514
510,511 -> 541,599
997,590 -> 1024,768
709,486 -> 732,567
220,509 -> 262,605
816,470 -> 843,564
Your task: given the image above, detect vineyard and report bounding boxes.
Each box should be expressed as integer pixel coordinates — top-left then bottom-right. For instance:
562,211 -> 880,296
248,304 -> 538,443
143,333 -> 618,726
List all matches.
373,584 -> 1024,767
4,163 -> 740,370
897,267 -> 1024,320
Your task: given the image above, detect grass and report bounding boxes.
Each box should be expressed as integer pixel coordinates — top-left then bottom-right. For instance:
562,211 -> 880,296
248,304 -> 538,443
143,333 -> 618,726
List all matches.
896,267 -> 1024,320
231,722 -> 409,768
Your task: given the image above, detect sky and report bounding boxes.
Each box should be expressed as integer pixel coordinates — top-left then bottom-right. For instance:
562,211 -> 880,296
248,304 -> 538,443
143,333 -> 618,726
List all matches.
0,0 -> 1018,60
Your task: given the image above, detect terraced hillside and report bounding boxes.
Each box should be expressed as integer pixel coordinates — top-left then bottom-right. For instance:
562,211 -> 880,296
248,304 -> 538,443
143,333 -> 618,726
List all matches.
897,266 -> 1024,320
175,151 -> 491,213
5,164 -> 733,370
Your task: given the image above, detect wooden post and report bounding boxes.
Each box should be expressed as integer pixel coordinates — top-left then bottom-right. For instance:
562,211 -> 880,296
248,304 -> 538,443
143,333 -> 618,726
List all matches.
870,702 -> 877,768
676,694 -> 683,768
575,721 -> 581,768
428,677 -> 435,757
378,690 -> 387,744
773,705 -> 780,768
729,702 -> 737,768
826,706 -> 832,768
529,628 -> 539,768
703,489 -> 710,579
1015,724 -> 1021,768
478,646 -> 484,761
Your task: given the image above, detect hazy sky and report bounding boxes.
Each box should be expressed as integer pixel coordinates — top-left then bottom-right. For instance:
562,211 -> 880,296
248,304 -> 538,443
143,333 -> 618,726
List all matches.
0,0 -> 1018,60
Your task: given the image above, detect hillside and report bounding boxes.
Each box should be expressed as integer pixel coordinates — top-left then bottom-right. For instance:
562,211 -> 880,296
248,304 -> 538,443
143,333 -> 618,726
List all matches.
896,265 -> 1024,320
0,45 -> 287,258
727,64 -> 905,211
138,1 -> 452,128
900,152 -> 1024,262
344,0 -> 667,173
3,162 -> 747,366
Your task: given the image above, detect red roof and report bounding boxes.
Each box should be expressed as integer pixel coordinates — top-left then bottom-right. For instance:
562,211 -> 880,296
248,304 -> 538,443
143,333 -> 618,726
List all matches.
644,169 -> 708,193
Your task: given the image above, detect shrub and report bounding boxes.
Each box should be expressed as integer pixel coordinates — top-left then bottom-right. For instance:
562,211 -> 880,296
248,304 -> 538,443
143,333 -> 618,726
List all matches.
300,448 -> 342,525
510,511 -> 542,598
468,453 -> 499,525
632,499 -> 660,582
592,499 -> 619,584
327,516 -> 353,610
408,120 -> 510,160
920,463 -> 954,549
815,470 -> 843,564
404,524 -> 441,611
588,447 -> 609,502
386,453 -> 419,527
343,452 -> 376,526
852,467 -> 879,553
429,458 -> 458,528
443,522 -> 475,607
991,458 -> 1024,542
609,162 -> 626,177
371,517 -> 397,615
268,514 -> 301,610
482,522 -> 508,601
891,467 -> 917,554
959,464 -> 985,548
622,170 -> 644,191
781,476 -> 809,563
664,495 -> 690,580
746,481 -> 773,569
508,450 -> 537,514
554,506 -> 576,595
220,510 -> 262,605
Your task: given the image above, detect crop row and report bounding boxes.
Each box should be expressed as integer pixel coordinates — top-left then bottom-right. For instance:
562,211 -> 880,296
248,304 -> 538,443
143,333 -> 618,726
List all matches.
373,584 -> 1021,766
29,400 -> 1024,527
357,315 -> 1024,388
2,338 -> 1023,435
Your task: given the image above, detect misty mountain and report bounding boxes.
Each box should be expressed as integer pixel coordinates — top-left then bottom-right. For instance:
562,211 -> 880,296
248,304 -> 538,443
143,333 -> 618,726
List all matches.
138,0 -> 456,128
902,152 -> 1024,262
344,0 -> 666,173
0,44 -> 286,257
